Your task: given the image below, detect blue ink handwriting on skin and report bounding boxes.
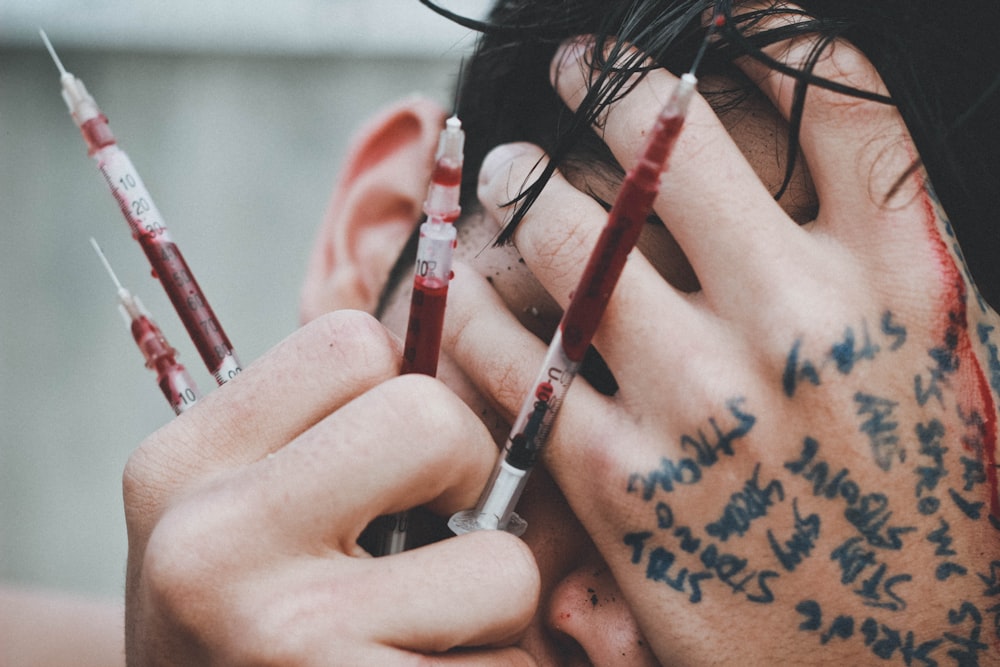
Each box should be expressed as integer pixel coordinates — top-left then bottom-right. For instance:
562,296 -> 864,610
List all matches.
785,437 -> 916,550
782,312 -> 908,398
767,498 -> 821,572
628,398 -> 755,500
705,463 -> 784,542
914,418 -> 948,516
830,537 -> 912,611
855,391 -> 903,471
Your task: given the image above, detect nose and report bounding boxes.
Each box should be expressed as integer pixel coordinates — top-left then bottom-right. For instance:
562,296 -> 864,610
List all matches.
544,562 -> 660,665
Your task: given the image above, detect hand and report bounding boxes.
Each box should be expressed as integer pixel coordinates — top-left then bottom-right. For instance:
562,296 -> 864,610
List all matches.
445,13 -> 1000,666
123,310 -> 539,665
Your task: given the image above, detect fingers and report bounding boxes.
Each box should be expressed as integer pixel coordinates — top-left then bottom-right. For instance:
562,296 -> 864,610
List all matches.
550,37 -> 800,301
124,310 -> 400,529
477,141 -> 689,312
443,262 -> 609,426
223,373 -> 503,548
729,4 -> 923,227
363,531 -> 540,653
131,333 -> 539,663
145,512 -> 539,663
475,144 -> 718,385
477,142 -> 630,312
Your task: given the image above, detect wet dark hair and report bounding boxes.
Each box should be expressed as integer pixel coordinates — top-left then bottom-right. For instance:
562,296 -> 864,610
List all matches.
415,0 -> 1000,308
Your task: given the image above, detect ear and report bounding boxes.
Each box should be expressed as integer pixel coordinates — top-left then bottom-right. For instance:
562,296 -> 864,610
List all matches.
300,96 -> 447,323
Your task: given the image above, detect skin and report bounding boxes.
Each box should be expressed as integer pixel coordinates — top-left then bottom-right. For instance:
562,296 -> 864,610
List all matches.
0,586 -> 125,666
124,5 -> 1000,665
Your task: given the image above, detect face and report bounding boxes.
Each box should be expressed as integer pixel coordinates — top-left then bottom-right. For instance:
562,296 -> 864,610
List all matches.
301,72 -> 815,664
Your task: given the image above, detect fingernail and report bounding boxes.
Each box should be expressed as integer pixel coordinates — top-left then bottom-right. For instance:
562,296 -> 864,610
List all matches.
550,36 -> 595,87
478,143 -> 533,191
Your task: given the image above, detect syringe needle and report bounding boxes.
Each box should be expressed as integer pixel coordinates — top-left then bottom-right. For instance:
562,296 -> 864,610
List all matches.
90,237 -> 125,292
39,29 -> 68,77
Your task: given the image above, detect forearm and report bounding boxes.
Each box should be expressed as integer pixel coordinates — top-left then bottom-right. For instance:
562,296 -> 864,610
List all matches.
0,585 -> 125,667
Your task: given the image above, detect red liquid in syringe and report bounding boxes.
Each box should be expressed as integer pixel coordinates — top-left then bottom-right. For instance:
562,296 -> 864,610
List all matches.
99,145 -> 242,383
131,314 -> 199,414
401,277 -> 449,376
80,116 -> 116,154
138,235 -> 236,375
399,114 -> 463,377
431,161 -> 462,188
560,112 -> 685,361
46,29 -> 242,385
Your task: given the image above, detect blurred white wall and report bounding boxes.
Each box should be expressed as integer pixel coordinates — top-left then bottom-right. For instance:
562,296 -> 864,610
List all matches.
0,0 -> 483,598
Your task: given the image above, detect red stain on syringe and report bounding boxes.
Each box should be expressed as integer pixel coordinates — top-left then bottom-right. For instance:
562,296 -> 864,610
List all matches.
431,161 -> 462,188
560,112 -> 685,361
402,278 -> 449,376
140,237 -> 236,371
91,237 -> 201,415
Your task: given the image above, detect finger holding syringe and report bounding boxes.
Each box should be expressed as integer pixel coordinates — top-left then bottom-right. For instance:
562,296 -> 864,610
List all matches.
378,114 -> 465,555
449,17 -> 717,536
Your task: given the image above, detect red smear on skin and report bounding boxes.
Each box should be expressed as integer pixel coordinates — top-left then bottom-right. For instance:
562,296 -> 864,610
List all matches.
920,191 -> 1000,521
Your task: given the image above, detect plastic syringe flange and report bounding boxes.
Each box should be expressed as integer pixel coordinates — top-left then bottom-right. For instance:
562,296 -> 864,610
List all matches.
448,459 -> 529,537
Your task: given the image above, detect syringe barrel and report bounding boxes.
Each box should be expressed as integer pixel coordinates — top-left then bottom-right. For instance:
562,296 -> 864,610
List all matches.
94,146 -> 242,385
400,220 -> 456,376
448,331 -> 581,536
159,366 -> 200,415
127,312 -> 200,413
423,160 -> 462,222
503,329 -> 580,471
449,459 -> 529,536
414,220 -> 456,286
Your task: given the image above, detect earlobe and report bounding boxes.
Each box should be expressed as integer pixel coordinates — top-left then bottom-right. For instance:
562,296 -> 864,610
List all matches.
300,96 -> 447,323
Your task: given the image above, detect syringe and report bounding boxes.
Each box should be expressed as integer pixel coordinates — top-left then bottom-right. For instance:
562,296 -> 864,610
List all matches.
379,115 -> 465,555
449,25 -> 717,535
41,30 -> 242,386
401,115 -> 464,376
91,238 -> 201,415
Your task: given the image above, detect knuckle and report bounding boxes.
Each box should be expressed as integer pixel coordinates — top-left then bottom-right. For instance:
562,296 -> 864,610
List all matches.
122,429 -> 184,532
139,505 -> 219,635
142,496 -> 222,591
382,375 -> 483,453
487,353 -> 535,419
491,150 -> 547,206
305,309 -> 399,374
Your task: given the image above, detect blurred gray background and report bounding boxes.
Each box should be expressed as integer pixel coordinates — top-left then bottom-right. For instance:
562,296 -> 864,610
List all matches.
1,0 -> 485,600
